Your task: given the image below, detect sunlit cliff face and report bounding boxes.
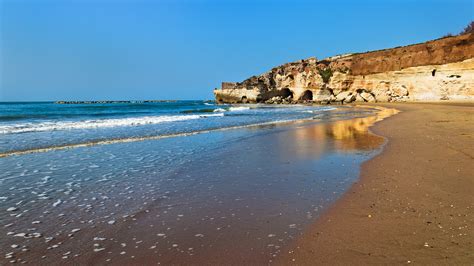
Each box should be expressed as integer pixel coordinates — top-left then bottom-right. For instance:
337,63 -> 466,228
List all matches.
284,107 -> 399,159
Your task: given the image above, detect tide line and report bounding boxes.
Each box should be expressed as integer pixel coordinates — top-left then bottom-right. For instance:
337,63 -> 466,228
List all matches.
0,117 -> 317,158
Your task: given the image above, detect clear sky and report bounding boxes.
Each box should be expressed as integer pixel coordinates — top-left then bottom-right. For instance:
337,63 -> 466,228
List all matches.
0,0 -> 472,101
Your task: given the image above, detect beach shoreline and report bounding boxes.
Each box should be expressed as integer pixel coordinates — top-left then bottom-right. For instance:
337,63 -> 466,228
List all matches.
0,104 -> 398,265
3,102 -> 472,264
0,104 -> 377,158
278,102 -> 474,264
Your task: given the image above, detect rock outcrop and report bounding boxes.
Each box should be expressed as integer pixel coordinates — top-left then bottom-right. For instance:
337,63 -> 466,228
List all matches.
214,33 -> 474,104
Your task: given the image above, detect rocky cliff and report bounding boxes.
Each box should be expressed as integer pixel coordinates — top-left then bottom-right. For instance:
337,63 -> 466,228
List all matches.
214,33 -> 474,104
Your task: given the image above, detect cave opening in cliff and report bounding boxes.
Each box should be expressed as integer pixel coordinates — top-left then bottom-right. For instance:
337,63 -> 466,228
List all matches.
432,69 -> 436,76
299,90 -> 313,101
241,96 -> 248,103
280,88 -> 294,99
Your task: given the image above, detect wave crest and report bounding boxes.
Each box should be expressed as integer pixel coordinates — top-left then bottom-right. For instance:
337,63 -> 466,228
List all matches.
228,106 -> 250,112
0,114 -> 224,134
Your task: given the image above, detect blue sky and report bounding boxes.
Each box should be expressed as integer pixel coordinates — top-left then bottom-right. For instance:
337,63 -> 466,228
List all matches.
0,0 -> 472,101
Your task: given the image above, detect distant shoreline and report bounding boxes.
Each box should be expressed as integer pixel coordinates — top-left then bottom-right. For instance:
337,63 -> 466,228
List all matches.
54,100 -> 179,104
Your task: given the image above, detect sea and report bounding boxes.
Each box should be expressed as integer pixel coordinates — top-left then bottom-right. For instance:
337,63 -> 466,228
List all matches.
0,101 -> 390,264
0,101 -> 340,155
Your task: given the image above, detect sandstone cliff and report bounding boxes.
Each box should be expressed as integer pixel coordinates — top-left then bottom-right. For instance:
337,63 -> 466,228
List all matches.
214,33 -> 474,104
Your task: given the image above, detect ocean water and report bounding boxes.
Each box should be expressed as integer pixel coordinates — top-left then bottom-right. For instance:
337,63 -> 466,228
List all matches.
0,101 -> 392,264
0,101 -> 339,155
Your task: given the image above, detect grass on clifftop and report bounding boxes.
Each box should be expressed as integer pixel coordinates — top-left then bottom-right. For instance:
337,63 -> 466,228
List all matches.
318,68 -> 333,83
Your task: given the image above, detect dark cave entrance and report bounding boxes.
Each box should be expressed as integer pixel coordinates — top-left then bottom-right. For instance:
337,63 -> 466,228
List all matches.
299,90 -> 313,101
280,88 -> 294,99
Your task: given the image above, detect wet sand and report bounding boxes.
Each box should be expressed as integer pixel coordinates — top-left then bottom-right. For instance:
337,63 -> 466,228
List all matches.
278,103 -> 474,265
0,106 -> 398,265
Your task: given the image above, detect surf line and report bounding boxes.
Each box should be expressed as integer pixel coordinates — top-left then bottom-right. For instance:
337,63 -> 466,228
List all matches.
0,118 -> 316,158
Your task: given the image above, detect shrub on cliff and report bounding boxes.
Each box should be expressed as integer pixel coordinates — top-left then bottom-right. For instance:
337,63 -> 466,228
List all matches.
460,21 -> 474,34
318,68 -> 333,83
442,21 -> 473,38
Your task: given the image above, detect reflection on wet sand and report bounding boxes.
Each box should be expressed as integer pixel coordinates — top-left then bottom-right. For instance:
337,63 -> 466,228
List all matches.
288,107 -> 399,158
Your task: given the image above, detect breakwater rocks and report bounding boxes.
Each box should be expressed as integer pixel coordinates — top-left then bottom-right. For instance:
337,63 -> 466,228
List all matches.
214,33 -> 474,104
55,100 -> 177,104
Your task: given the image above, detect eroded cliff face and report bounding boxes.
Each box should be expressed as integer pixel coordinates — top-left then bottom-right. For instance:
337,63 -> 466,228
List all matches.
214,33 -> 474,104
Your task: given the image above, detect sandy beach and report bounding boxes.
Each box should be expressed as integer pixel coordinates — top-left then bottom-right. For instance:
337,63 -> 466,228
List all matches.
2,103 -> 472,264
278,103 -> 474,264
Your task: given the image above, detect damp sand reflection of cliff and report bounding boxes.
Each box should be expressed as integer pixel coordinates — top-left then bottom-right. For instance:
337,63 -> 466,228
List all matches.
280,107 -> 399,159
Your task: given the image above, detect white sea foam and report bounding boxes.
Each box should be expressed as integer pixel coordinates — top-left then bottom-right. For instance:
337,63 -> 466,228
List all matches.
212,106 -> 250,112
200,113 -> 224,118
0,117 -> 306,158
228,106 -> 250,112
212,106 -> 249,112
301,107 -> 336,113
0,114 -> 224,134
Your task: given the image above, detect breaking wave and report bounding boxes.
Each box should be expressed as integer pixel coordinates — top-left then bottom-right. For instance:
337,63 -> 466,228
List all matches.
213,106 -> 251,112
228,106 -> 250,111
301,107 -> 337,113
0,114 -> 224,134
185,106 -> 251,113
0,117 -> 310,158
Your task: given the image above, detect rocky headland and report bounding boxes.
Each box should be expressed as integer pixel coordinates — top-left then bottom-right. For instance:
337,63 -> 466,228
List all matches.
214,33 -> 474,104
